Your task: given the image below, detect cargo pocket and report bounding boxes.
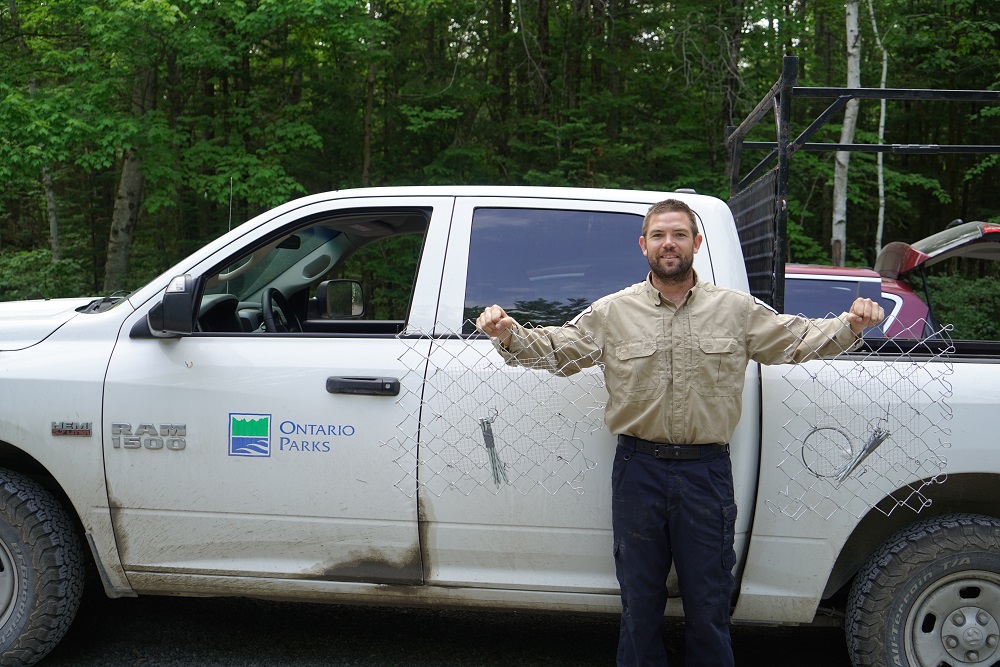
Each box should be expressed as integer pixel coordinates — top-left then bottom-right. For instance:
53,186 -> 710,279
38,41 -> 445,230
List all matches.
612,539 -> 627,598
721,502 -> 738,572
693,336 -> 743,396
612,338 -> 662,400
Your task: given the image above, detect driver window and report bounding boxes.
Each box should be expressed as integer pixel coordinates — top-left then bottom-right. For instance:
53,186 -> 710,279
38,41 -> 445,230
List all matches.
195,210 -> 429,336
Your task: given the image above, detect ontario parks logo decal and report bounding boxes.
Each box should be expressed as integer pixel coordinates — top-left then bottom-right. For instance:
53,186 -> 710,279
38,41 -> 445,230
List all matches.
229,413 -> 271,457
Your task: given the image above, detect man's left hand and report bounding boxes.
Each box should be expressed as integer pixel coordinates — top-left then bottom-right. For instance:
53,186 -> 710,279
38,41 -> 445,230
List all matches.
847,297 -> 885,335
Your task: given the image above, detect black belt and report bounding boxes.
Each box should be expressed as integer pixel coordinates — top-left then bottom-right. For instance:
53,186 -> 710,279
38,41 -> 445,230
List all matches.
617,435 -> 728,460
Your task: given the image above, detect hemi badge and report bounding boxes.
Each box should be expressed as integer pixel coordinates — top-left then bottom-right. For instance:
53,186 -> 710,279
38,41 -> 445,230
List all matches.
52,421 -> 93,437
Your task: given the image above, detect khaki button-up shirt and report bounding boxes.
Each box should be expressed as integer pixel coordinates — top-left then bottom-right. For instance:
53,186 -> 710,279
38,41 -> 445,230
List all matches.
494,274 -> 859,445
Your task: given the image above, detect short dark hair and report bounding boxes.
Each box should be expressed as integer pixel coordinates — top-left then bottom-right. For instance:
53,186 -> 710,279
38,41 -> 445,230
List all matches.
642,199 -> 699,237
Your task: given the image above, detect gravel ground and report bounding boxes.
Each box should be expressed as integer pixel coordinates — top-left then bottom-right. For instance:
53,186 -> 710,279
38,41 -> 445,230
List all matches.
39,590 -> 853,666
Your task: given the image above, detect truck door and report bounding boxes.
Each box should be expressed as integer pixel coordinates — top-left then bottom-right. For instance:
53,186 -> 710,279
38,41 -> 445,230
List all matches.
102,196 -> 453,587
418,195 -> 758,604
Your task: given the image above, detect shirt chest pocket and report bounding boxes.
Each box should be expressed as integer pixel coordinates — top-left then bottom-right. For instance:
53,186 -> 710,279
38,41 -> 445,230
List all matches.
612,338 -> 663,400
693,336 -> 744,396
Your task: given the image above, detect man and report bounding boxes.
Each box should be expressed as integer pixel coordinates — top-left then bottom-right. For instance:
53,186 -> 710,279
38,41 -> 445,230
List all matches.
475,199 -> 884,667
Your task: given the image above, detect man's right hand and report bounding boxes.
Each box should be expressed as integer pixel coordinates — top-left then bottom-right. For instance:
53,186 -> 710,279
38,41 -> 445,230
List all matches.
476,304 -> 515,345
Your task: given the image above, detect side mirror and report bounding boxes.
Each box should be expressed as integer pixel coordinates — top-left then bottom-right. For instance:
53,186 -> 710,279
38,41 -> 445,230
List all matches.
148,274 -> 196,337
317,280 -> 364,319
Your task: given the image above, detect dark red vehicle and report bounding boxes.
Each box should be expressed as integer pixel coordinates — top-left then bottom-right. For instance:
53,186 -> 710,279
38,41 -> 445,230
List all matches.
784,263 -> 933,338
786,221 -> 1000,339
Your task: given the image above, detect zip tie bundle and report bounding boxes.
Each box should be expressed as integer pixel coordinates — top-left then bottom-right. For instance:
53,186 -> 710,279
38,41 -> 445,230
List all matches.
834,424 -> 891,485
479,409 -> 508,488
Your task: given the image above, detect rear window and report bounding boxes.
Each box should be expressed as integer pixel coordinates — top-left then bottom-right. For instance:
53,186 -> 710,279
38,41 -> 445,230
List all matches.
784,277 -> 882,318
463,208 -> 648,328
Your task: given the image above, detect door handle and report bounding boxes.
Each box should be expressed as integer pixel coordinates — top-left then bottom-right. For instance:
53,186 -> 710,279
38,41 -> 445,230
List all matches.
326,376 -> 400,396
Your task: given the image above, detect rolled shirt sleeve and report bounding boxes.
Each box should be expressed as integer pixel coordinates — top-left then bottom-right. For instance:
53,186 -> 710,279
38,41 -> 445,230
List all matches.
746,298 -> 861,366
492,313 -> 603,377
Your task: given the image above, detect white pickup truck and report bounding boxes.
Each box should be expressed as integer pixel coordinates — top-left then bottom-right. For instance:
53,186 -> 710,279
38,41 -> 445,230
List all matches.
0,185 -> 996,667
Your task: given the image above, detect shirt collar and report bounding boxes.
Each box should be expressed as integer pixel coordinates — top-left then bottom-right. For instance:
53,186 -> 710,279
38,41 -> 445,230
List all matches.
644,270 -> 703,306
641,273 -> 661,305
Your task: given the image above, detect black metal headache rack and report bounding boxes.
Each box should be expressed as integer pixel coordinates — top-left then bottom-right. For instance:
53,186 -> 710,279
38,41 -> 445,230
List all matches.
725,54 -> 1000,313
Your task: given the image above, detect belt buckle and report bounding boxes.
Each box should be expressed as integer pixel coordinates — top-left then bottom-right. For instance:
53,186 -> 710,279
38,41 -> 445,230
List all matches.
653,444 -> 676,460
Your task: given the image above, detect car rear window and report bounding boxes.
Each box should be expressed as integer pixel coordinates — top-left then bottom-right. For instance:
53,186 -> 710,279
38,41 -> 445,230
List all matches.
784,277 -> 883,318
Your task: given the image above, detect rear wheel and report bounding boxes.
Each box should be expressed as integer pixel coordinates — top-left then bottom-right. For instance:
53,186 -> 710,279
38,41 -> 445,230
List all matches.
847,513 -> 1000,667
0,470 -> 84,666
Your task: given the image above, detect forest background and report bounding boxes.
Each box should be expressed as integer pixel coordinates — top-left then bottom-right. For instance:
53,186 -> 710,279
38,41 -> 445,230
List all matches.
1,0 -> 998,312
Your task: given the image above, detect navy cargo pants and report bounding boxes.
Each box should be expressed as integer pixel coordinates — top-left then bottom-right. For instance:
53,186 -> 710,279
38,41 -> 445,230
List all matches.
612,439 -> 738,667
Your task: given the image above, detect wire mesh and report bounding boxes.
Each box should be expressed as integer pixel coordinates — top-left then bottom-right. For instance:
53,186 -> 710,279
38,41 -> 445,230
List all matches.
386,313 -> 952,519
383,321 -> 607,497
768,318 -> 954,520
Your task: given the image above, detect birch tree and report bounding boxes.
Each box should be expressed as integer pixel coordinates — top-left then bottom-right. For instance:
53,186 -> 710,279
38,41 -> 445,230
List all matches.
831,0 -> 860,266
868,0 -> 889,255
103,70 -> 152,292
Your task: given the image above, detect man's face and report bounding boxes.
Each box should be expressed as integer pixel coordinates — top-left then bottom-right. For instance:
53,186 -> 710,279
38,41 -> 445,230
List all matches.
639,211 -> 703,283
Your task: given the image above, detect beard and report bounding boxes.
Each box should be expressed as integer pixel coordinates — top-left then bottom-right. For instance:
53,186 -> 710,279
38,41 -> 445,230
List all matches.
648,253 -> 694,284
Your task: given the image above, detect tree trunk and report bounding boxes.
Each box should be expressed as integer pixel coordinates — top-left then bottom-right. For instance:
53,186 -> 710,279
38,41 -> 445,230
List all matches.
868,0 -> 889,256
563,0 -> 588,110
589,0 -> 604,88
361,2 -> 377,187
103,148 -> 145,292
604,0 -> 621,138
103,69 -> 152,292
536,0 -> 552,109
10,0 -> 60,262
489,0 -> 512,168
721,0 -> 744,128
43,169 -> 59,261
831,0 -> 860,267
362,59 -> 375,187
721,0 -> 745,177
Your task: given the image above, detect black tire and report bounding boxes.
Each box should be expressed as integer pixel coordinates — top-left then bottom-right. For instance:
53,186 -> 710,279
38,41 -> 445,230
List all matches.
0,470 -> 84,666
847,513 -> 1000,667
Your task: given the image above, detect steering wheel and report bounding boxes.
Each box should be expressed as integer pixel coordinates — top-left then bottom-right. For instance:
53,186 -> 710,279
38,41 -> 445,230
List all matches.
261,288 -> 303,333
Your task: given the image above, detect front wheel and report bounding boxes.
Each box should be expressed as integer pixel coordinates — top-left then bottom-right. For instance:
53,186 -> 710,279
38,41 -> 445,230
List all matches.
847,513 -> 1000,667
0,470 -> 84,666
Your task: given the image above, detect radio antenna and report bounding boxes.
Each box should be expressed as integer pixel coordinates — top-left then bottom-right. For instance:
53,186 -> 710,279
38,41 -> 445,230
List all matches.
228,177 -> 234,232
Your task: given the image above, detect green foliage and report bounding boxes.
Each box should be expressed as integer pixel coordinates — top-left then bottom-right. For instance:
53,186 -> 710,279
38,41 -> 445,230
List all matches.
332,235 -> 423,320
513,111 -> 611,188
786,219 -> 827,265
2,0 -> 999,299
399,105 -> 462,134
0,249 -> 90,300
925,274 -> 1000,341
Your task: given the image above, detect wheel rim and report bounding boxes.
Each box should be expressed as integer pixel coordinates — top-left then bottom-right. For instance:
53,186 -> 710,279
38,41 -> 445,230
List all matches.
906,570 -> 1000,666
0,537 -> 19,629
